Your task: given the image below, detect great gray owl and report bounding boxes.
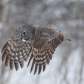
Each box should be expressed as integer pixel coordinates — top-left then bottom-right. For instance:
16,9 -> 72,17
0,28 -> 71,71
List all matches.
1,24 -> 71,75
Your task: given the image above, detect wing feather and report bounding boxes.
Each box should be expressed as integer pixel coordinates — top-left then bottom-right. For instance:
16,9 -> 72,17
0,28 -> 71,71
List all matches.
1,34 -> 32,71
5,55 -> 10,68
1,25 -> 71,75
10,57 -> 14,70
38,64 -> 42,75
27,53 -> 33,67
34,63 -> 38,75
30,59 -> 35,73
43,64 -> 46,72
2,49 -> 8,63
29,27 -> 68,75
14,61 -> 19,71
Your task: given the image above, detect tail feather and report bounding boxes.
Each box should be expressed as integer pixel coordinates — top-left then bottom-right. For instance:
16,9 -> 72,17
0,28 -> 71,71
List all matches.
59,32 -> 71,41
64,36 -> 71,41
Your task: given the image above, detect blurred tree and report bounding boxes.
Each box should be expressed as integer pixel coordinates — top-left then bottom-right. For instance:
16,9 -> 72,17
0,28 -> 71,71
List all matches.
0,0 -> 84,84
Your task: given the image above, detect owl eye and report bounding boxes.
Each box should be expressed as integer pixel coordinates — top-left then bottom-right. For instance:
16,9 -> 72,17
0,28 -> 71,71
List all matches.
23,32 -> 27,35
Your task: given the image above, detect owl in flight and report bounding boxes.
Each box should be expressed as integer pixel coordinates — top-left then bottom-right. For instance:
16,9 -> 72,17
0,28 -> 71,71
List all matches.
1,24 -> 71,75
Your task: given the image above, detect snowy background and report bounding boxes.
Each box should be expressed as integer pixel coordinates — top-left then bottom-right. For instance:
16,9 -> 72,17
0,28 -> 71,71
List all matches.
0,0 -> 84,84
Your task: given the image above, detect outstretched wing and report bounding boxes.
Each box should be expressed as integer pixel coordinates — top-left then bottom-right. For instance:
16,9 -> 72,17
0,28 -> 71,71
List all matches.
27,26 -> 71,75
1,29 -> 32,71
1,25 -> 71,75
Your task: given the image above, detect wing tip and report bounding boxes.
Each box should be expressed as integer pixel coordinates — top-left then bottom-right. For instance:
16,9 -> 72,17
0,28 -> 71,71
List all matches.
2,58 -> 5,63
16,68 -> 19,71
10,67 -> 14,70
64,36 -> 72,41
5,65 -> 8,68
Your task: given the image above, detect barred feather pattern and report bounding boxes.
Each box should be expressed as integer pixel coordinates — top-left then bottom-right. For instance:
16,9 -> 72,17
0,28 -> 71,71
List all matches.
1,24 -> 71,75
1,29 -> 32,71
27,33 -> 64,75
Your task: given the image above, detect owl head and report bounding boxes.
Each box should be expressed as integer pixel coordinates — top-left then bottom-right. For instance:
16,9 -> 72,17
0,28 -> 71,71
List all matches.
20,25 -> 36,43
21,26 -> 30,41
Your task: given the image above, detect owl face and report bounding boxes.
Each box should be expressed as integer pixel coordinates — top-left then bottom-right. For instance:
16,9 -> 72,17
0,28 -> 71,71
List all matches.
20,27 -> 30,42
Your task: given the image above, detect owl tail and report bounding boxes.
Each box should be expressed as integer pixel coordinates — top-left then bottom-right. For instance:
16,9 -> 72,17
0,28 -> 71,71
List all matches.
59,32 -> 71,41
59,31 -> 72,41
64,36 -> 71,41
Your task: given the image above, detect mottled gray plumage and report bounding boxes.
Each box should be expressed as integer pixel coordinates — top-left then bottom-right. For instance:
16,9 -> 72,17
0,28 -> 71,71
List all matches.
1,24 -> 71,75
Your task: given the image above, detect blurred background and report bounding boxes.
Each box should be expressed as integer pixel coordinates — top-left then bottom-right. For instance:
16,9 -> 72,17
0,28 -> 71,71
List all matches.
0,0 -> 84,84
